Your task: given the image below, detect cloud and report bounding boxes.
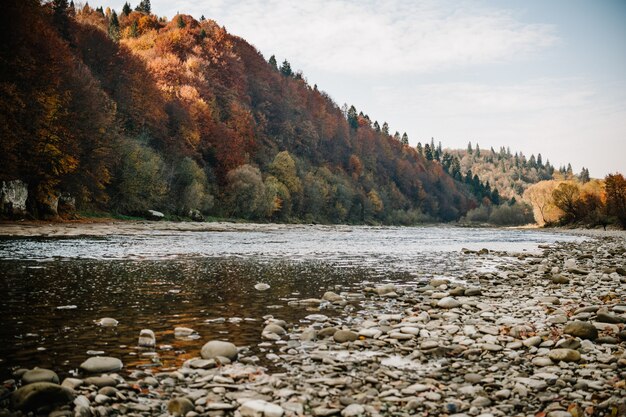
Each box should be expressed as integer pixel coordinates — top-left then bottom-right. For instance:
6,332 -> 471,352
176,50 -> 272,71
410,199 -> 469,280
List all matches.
154,0 -> 558,75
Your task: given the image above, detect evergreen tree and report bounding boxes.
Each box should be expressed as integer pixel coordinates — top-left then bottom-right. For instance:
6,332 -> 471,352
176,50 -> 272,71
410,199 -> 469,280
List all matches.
529,154 -> 536,168
200,14 -> 206,21
373,121 -> 380,132
491,188 -> 500,205
280,60 -> 292,77
579,167 -> 590,183
475,144 -> 480,157
135,0 -> 151,13
566,163 -> 573,177
537,153 -> 543,168
177,15 -> 185,28
393,131 -> 401,141
68,0 -> 75,15
467,141 -> 473,154
401,132 -> 409,146
268,55 -> 277,70
122,2 -> 131,15
199,28 -> 207,39
347,106 -> 358,129
381,122 -> 389,135
416,142 -> 423,155
96,6 -> 104,15
108,10 -> 120,41
52,0 -> 70,38
424,144 -> 433,160
129,20 -> 138,37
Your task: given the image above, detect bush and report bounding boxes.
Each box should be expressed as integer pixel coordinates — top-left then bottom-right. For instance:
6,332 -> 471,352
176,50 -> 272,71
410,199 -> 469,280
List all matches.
488,202 -> 534,226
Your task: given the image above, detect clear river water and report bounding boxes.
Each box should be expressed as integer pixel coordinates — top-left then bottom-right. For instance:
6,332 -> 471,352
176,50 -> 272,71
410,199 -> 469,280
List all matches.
0,224 -> 582,380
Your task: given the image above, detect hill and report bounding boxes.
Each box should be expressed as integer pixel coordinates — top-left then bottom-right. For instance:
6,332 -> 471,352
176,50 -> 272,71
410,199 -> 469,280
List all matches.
1,0 -> 476,223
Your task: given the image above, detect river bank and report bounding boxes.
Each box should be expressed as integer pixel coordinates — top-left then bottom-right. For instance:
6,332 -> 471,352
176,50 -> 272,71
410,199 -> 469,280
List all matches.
1,232 -> 625,416
1,219 -> 624,239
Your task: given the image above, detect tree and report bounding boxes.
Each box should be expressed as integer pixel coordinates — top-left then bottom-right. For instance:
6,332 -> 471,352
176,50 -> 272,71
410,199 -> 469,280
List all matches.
268,55 -> 277,69
552,182 -> 580,223
122,2 -> 131,16
475,144 -> 481,157
135,0 -> 151,13
605,173 -> 626,229
347,106 -> 358,129
416,142 -> 423,155
373,121 -> 380,132
393,131 -> 400,141
424,144 -> 433,161
579,167 -> 590,183
280,60 -> 292,77
52,0 -> 70,39
467,141 -> 473,154
225,165 -> 268,219
129,20 -> 138,37
200,14 -> 206,21
381,122 -> 389,135
177,15 -> 185,28
108,10 -> 120,41
401,132 -> 409,146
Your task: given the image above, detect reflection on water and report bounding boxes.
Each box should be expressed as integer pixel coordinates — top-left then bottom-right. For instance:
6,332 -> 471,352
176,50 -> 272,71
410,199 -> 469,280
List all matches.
0,225 -> 582,379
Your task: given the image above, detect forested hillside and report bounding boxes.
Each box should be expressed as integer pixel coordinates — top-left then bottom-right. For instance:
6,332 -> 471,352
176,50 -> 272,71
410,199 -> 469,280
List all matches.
1,0 -> 478,223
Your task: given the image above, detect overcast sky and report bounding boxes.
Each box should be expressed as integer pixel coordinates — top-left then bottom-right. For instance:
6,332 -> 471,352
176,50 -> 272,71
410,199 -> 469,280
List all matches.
107,0 -> 626,177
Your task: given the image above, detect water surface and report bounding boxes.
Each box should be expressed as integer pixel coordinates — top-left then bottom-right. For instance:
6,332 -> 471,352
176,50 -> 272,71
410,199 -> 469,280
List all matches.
0,225 -> 582,379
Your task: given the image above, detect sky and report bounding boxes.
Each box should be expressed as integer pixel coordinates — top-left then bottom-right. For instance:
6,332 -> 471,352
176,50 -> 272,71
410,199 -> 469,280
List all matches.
107,0 -> 626,177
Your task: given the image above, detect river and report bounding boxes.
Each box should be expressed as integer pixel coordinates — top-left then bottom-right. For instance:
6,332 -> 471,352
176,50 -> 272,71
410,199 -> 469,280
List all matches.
0,224 -> 583,380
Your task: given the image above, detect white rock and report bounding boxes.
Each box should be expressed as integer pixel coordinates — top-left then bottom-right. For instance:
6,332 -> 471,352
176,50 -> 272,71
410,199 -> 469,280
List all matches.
239,400 -> 284,417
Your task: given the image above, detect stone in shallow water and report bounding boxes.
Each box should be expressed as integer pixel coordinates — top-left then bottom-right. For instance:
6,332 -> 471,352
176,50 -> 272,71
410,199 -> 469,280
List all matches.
263,323 -> 286,335
254,283 -> 270,291
80,357 -> 123,373
96,317 -> 118,327
83,376 -> 117,388
201,340 -> 238,361
138,329 -> 156,347
174,327 -> 197,337
548,348 -> 581,362
21,368 -> 59,385
563,321 -> 598,340
11,382 -> 74,411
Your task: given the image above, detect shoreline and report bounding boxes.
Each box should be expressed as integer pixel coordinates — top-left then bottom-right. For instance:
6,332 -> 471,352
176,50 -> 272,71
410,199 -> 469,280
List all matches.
2,234 -> 625,415
0,219 -> 624,239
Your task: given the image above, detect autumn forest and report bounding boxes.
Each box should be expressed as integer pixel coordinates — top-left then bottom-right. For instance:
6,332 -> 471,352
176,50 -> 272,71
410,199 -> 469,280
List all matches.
1,0 -> 624,228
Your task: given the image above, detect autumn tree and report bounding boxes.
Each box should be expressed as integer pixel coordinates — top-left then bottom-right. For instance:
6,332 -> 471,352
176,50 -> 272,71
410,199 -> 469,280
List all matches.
552,182 -> 580,223
224,165 -> 268,219
605,173 -> 626,228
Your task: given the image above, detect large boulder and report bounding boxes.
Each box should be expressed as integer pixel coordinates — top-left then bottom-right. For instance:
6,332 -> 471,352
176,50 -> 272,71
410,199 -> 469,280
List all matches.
200,340 -> 238,361
0,180 -> 28,217
146,210 -> 165,220
80,357 -> 123,373
11,382 -> 74,411
138,329 -> 156,348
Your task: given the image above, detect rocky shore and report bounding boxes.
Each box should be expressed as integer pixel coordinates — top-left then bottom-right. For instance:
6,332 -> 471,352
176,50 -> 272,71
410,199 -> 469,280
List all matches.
1,236 -> 625,417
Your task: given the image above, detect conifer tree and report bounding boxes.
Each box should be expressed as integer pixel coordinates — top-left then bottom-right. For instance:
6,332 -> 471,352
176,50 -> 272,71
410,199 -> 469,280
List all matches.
373,121 -> 380,132
108,10 -> 120,41
122,2 -> 131,15
347,106 -> 358,129
424,144 -> 433,160
280,60 -> 292,76
393,131 -> 401,141
268,55 -> 277,69
200,14 -> 206,21
416,142 -> 423,155
199,28 -> 207,39
401,132 -> 408,145
135,0 -> 151,14
177,15 -> 185,28
381,122 -> 389,135
467,141 -> 473,154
